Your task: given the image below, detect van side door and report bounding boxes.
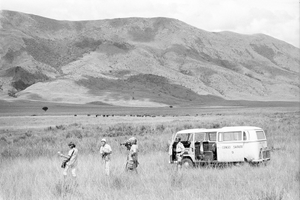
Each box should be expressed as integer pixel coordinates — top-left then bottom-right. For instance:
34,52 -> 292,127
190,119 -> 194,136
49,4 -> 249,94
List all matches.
217,131 -> 244,162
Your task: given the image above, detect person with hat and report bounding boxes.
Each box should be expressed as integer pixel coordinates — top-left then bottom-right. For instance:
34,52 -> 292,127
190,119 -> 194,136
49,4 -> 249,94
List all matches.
125,137 -> 139,172
99,138 -> 112,176
58,142 -> 78,178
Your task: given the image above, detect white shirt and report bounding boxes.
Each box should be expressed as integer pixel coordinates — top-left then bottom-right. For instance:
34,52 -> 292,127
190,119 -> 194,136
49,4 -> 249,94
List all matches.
100,144 -> 112,161
67,148 -> 78,167
128,144 -> 138,161
176,142 -> 185,155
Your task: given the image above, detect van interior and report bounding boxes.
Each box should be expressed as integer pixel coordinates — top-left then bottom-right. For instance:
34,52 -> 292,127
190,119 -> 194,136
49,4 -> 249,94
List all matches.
172,132 -> 218,162
195,141 -> 217,161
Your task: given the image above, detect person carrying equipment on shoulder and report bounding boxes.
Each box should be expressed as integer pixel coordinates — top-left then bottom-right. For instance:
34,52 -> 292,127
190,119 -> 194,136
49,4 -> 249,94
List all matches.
58,142 -> 78,178
99,138 -> 112,176
121,137 -> 139,172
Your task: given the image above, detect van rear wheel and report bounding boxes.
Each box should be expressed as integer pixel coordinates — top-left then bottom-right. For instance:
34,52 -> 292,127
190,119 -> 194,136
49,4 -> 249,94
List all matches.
181,158 -> 194,168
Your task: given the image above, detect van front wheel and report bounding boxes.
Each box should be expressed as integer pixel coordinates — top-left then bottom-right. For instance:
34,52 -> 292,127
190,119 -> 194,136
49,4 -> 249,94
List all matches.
181,158 -> 194,168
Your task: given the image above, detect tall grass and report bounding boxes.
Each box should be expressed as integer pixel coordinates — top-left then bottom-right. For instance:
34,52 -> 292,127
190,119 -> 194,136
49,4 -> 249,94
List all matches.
0,110 -> 299,199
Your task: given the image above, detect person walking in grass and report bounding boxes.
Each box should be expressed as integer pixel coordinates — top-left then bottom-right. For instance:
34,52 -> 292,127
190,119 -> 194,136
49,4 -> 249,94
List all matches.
99,138 -> 112,176
58,142 -> 78,178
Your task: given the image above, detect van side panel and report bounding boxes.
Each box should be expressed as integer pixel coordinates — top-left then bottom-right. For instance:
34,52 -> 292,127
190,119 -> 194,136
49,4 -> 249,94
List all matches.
244,130 -> 268,161
244,142 -> 260,161
217,141 -> 244,162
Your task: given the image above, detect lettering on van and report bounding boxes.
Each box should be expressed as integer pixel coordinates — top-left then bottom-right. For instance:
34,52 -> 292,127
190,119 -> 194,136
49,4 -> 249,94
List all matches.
233,145 -> 243,148
222,146 -> 230,149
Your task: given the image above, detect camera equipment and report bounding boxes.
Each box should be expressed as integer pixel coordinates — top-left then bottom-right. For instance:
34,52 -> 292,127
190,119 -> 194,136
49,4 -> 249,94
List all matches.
120,141 -> 132,150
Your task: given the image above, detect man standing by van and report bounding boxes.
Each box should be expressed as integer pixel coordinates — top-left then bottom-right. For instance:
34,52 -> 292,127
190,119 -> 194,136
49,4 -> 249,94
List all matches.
99,138 -> 112,176
176,137 -> 185,169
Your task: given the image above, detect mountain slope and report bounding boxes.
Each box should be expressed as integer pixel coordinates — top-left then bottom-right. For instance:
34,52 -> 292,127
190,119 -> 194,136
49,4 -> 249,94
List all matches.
0,10 -> 299,106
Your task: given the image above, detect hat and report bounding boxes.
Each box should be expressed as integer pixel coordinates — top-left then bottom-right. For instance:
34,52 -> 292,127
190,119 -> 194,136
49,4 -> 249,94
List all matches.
101,138 -> 106,142
68,142 -> 75,147
128,137 -> 137,144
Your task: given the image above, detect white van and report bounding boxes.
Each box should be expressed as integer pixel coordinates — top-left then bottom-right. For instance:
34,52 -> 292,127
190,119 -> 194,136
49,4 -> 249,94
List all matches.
169,126 -> 271,167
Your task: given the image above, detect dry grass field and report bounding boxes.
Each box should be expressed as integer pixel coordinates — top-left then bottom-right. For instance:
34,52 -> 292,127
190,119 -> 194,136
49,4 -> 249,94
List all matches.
0,106 -> 299,200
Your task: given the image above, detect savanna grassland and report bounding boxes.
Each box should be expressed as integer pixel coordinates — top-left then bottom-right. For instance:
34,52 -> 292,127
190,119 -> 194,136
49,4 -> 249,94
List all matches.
0,106 -> 299,200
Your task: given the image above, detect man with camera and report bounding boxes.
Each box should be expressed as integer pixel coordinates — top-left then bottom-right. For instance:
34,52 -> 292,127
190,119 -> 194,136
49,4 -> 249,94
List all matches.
120,137 -> 139,172
99,138 -> 112,176
58,142 -> 78,178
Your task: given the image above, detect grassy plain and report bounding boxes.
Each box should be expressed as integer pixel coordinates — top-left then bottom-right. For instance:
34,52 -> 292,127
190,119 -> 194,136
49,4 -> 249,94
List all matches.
0,105 -> 299,200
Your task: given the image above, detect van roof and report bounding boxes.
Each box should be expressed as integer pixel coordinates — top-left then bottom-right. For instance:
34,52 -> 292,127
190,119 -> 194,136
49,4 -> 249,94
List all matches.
176,126 -> 263,134
176,128 -> 220,134
221,126 -> 262,130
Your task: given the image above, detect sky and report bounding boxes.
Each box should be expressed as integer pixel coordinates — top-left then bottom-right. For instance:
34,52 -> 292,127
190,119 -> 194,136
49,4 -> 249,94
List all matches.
0,0 -> 299,48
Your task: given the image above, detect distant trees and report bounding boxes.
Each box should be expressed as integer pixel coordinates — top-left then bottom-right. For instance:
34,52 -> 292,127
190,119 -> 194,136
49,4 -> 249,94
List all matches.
8,89 -> 17,98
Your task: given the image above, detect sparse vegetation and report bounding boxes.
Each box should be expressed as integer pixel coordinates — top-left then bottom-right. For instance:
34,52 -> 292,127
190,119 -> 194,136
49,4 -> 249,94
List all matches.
75,74 -> 225,106
245,73 -> 261,81
0,108 -> 299,200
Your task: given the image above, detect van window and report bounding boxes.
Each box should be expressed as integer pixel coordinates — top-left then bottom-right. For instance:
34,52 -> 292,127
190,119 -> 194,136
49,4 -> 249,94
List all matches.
256,131 -> 266,140
243,132 -> 247,140
177,133 -> 193,148
219,131 -> 242,142
195,132 -> 216,141
178,133 -> 193,142
195,133 -> 205,142
207,132 -> 217,141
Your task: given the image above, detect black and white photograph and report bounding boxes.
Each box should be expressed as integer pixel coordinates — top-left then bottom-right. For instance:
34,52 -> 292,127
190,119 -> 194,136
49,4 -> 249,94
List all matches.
0,0 -> 299,199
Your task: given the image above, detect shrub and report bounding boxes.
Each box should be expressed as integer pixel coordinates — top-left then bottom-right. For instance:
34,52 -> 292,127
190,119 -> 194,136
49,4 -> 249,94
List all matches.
8,89 -> 17,98
56,125 -> 65,130
66,130 -> 83,139
156,124 -> 165,132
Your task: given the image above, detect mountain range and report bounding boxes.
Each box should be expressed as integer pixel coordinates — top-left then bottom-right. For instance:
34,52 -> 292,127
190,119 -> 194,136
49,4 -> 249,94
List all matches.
0,10 -> 299,107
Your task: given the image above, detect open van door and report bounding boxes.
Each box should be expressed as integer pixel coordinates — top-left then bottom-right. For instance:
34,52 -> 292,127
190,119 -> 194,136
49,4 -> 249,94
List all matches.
169,132 -> 177,163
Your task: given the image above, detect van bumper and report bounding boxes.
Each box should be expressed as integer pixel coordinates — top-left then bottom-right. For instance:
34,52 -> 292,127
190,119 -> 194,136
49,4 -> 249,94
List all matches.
251,149 -> 271,163
251,158 -> 270,162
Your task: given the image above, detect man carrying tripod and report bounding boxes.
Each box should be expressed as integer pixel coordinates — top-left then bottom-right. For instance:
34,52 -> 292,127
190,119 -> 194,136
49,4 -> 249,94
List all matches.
121,137 -> 139,172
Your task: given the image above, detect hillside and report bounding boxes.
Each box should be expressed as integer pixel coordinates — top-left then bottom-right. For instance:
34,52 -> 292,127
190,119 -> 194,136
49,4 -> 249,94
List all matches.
0,10 -> 299,106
